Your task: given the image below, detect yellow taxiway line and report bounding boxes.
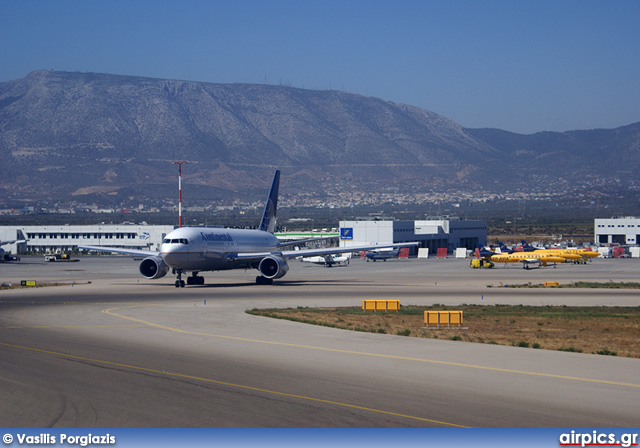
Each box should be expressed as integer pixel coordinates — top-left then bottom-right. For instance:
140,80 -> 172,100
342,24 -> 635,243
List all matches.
102,303 -> 640,390
0,341 -> 468,428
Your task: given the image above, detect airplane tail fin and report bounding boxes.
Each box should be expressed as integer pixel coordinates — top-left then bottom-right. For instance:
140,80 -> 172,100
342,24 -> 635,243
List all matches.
521,240 -> 536,252
258,170 -> 280,234
16,229 -> 27,242
477,244 -> 495,258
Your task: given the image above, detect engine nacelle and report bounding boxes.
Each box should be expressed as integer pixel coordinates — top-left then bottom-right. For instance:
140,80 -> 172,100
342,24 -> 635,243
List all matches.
139,256 -> 169,279
258,255 -> 289,279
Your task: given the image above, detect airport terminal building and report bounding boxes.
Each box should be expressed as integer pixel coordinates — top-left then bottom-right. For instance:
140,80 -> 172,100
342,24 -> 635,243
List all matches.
338,218 -> 487,254
0,224 -> 175,254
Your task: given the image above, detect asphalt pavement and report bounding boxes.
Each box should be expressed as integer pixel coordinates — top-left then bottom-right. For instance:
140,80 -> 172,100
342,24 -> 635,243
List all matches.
1,255 -> 638,427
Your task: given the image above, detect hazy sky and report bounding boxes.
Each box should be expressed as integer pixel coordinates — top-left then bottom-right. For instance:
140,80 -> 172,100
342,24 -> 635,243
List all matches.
2,0 -> 639,134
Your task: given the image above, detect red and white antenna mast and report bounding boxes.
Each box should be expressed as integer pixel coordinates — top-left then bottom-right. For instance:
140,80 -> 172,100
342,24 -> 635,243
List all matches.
173,161 -> 188,227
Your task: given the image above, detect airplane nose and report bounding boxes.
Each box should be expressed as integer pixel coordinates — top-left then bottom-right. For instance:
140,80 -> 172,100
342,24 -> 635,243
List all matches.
161,243 -> 183,266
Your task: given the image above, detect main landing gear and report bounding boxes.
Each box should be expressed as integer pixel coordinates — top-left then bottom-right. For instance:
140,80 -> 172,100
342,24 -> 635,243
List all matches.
255,276 -> 273,285
187,272 -> 205,285
173,270 -> 205,287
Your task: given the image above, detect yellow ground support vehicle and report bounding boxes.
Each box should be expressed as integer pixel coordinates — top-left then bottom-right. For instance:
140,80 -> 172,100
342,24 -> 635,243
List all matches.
44,253 -> 79,262
470,259 -> 494,269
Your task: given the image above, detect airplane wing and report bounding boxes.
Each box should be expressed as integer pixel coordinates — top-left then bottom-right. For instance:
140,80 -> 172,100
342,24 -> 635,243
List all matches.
78,245 -> 160,257
276,236 -> 335,248
0,239 -> 25,246
1,230 -> 28,246
282,242 -> 418,259
229,242 -> 418,261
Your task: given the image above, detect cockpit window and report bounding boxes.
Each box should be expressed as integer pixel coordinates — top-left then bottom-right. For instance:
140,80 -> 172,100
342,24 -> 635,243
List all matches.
163,238 -> 189,244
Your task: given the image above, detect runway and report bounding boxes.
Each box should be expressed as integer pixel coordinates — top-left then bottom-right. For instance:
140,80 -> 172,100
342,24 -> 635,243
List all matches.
1,256 -> 639,427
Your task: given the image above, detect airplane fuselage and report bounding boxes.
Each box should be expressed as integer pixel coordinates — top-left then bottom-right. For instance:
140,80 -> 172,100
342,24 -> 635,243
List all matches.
544,248 -> 600,259
365,249 -> 399,262
161,227 -> 279,272
480,249 -> 567,266
301,253 -> 350,266
487,253 -> 567,264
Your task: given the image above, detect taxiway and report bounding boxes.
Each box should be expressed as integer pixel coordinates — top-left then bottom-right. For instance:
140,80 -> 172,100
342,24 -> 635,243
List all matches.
1,256 -> 639,427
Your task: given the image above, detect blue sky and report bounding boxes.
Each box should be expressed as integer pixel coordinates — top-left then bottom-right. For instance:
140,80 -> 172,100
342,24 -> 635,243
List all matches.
1,0 -> 639,134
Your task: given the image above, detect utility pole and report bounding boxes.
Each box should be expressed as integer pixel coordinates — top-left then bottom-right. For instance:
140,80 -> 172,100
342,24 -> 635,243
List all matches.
173,161 -> 188,227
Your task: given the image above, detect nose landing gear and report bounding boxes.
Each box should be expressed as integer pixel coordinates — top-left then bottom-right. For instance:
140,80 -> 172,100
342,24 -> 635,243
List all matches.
174,269 -> 185,288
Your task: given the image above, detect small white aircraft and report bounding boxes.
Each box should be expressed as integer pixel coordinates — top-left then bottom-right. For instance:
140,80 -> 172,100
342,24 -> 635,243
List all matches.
80,170 -> 417,287
300,252 -> 351,267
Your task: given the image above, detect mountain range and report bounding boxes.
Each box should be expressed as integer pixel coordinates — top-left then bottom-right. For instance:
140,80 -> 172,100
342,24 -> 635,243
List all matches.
1,70 -> 638,206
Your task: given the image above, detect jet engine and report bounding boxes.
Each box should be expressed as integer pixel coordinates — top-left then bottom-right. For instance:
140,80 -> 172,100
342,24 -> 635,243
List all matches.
258,255 -> 289,279
139,256 -> 169,279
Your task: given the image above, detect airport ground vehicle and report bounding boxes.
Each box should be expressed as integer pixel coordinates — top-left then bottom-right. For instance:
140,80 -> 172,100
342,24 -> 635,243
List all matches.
470,259 -> 494,269
44,253 -> 78,262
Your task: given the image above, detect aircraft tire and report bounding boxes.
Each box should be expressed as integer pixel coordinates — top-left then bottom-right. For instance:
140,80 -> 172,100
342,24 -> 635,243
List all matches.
186,275 -> 204,285
256,276 -> 273,285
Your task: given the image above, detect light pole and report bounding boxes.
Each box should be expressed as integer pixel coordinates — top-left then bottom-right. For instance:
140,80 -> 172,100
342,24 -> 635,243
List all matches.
173,161 -> 188,227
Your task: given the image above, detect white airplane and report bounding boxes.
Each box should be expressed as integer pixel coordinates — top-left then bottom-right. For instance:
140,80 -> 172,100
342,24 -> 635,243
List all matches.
300,252 -> 351,267
0,231 -> 26,262
80,170 -> 417,287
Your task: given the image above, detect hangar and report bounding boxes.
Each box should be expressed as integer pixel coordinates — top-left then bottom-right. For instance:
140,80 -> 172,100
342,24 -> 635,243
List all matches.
594,216 -> 640,245
338,218 -> 487,255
